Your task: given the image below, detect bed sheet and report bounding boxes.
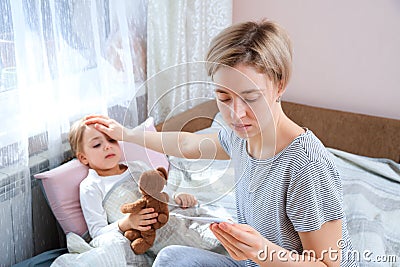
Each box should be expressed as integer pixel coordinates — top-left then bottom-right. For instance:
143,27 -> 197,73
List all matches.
166,145 -> 400,266
328,148 -> 400,266
52,156 -> 234,267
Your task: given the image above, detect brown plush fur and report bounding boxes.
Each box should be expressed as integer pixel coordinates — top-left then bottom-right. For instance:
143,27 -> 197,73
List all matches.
120,167 -> 169,254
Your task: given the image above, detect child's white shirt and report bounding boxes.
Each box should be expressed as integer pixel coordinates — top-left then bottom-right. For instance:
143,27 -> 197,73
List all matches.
79,161 -> 172,239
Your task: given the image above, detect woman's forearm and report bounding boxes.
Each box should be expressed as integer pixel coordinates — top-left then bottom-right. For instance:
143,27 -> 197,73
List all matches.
84,115 -> 226,160
124,129 -> 201,159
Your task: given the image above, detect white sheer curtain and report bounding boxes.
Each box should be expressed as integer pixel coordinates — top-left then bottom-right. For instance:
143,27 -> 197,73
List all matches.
0,0 -> 147,264
147,0 -> 232,124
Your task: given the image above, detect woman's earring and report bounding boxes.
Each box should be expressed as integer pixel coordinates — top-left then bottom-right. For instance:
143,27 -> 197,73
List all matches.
276,96 -> 281,103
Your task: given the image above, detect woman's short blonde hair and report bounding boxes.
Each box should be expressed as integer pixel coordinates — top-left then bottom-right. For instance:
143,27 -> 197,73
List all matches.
68,118 -> 87,156
206,19 -> 293,89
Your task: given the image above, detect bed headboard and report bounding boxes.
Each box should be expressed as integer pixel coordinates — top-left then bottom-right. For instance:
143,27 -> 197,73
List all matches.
156,100 -> 400,162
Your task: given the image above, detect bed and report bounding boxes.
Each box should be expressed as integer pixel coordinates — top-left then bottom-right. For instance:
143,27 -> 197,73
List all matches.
157,100 -> 400,267
26,100 -> 400,267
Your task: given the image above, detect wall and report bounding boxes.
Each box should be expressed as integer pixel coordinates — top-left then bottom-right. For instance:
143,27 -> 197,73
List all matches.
233,0 -> 400,119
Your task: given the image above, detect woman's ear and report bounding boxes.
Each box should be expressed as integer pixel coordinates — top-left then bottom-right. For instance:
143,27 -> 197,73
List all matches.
277,80 -> 286,95
77,152 -> 89,165
275,80 -> 286,102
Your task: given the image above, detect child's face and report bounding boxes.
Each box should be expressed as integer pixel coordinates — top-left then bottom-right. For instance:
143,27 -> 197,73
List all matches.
77,125 -> 123,175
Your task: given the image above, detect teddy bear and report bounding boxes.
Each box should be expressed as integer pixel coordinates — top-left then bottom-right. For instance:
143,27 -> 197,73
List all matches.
120,167 -> 169,254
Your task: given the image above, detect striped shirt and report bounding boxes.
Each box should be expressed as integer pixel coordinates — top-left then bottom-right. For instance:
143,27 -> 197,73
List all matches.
219,127 -> 357,267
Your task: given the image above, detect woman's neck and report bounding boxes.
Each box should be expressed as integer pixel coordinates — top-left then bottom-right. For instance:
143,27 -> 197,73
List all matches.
247,130 -> 275,160
247,109 -> 304,160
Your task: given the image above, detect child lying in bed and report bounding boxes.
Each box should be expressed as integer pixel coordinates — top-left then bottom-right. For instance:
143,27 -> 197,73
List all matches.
67,118 -> 201,265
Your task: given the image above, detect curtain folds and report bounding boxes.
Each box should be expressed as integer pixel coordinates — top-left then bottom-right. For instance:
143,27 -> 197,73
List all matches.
147,0 -> 232,124
0,0 -> 147,264
0,0 -> 231,264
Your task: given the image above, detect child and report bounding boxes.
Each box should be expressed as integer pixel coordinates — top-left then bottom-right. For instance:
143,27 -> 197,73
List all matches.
68,118 -> 198,264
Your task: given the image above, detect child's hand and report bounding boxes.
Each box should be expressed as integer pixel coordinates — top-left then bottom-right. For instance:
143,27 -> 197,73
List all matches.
174,193 -> 198,208
124,207 -> 159,232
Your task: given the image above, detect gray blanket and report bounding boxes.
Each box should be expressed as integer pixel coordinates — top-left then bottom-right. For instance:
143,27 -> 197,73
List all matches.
328,148 -> 400,267
169,148 -> 400,266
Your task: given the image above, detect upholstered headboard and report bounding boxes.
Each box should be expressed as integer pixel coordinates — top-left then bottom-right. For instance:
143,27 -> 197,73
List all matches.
156,100 -> 400,162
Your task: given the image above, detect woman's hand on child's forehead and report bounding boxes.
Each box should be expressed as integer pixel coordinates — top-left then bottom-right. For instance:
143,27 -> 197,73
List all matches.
84,114 -> 110,125
84,115 -> 115,130
83,115 -> 125,141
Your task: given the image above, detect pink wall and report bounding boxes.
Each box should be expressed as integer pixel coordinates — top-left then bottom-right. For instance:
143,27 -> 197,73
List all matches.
233,0 -> 400,119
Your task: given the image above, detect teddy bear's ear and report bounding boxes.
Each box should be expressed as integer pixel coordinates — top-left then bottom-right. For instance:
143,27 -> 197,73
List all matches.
157,167 -> 168,181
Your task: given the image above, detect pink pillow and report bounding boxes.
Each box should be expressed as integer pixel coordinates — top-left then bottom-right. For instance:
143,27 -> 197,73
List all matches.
34,117 -> 169,236
35,159 -> 89,236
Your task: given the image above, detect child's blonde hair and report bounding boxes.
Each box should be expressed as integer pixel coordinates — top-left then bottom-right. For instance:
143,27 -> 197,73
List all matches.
68,118 -> 87,156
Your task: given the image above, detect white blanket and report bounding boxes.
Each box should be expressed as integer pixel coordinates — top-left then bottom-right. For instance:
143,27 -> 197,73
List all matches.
51,165 -> 228,266
51,231 -> 151,267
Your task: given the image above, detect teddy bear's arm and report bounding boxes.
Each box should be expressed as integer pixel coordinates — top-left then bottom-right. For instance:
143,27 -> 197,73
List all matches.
120,198 -> 147,214
160,192 -> 169,203
159,192 -> 169,218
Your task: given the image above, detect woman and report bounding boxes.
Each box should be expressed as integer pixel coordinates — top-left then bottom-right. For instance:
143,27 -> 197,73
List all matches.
86,20 -> 357,267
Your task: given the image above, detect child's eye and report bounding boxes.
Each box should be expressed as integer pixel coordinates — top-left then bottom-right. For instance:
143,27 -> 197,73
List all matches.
108,138 -> 116,143
93,144 -> 101,148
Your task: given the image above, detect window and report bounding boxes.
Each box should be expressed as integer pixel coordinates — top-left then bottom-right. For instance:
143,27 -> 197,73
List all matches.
0,0 -> 147,165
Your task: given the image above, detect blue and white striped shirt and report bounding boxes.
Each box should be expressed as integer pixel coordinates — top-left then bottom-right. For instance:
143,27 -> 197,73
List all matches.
219,127 -> 357,266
